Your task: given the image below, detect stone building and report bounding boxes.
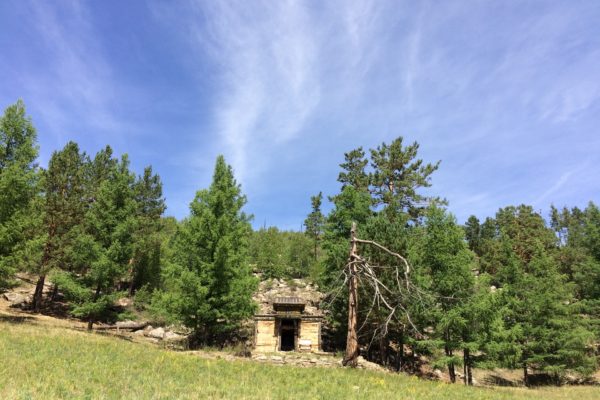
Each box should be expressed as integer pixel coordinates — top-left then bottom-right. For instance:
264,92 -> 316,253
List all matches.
253,279 -> 324,353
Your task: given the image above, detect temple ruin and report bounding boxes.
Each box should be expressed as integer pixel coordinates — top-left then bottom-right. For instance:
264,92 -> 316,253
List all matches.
253,279 -> 324,352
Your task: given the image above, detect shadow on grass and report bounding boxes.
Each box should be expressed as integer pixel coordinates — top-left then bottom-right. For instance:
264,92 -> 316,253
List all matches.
483,375 -> 520,387
0,314 -> 36,324
92,329 -> 135,343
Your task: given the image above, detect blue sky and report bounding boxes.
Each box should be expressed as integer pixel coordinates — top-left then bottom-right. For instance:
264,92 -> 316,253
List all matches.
1,1 -> 599,229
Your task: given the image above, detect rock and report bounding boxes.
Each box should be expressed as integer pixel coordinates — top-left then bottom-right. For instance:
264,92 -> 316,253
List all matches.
115,297 -> 133,307
433,369 -> 445,380
270,355 -> 283,362
147,327 -> 165,339
164,331 -> 185,342
133,329 -> 145,336
356,356 -> 386,372
3,292 -> 28,307
116,320 -> 147,329
254,355 -> 268,361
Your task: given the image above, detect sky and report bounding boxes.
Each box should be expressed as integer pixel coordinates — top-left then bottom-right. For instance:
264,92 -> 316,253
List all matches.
1,0 -> 599,230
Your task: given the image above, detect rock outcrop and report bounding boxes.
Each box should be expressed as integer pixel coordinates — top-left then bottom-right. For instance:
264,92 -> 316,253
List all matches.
253,278 -> 325,316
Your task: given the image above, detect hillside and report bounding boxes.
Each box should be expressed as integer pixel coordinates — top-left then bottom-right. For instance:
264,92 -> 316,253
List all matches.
1,311 -> 598,400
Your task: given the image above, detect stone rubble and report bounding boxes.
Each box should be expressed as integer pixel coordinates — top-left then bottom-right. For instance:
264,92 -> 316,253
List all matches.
253,278 -> 325,316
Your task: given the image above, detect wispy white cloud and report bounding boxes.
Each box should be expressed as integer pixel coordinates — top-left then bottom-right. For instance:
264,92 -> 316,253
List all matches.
533,166 -> 583,206
8,0 -> 593,225
155,0 -> 395,186
179,1 -> 322,184
19,1 -> 129,148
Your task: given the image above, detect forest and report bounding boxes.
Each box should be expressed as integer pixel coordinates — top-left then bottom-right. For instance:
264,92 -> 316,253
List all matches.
1,100 -> 598,386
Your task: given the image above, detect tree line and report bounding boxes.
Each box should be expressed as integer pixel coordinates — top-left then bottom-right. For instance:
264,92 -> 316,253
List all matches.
1,100 -> 598,384
309,137 -> 599,385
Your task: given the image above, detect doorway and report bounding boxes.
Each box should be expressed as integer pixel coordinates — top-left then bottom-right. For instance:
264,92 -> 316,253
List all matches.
279,319 -> 296,351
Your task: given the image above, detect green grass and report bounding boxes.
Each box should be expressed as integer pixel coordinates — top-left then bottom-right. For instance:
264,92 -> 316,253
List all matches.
0,320 -> 598,399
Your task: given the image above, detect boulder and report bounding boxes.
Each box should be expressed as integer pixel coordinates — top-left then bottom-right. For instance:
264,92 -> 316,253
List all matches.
433,369 -> 445,380
147,327 -> 165,339
3,292 -> 28,307
115,297 -> 133,308
164,331 -> 186,342
115,320 -> 148,329
356,356 -> 386,372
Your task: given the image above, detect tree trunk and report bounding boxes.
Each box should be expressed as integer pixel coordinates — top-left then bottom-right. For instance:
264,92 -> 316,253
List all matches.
127,257 -> 136,296
32,274 -> 46,312
523,363 -> 529,387
51,284 -> 59,301
128,276 -> 135,297
379,333 -> 388,366
396,331 -> 404,372
87,285 -> 101,331
463,348 -> 473,385
445,339 -> 456,383
343,222 -> 359,367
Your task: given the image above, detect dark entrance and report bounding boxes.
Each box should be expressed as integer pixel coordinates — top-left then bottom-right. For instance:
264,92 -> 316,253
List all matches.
280,319 -> 296,351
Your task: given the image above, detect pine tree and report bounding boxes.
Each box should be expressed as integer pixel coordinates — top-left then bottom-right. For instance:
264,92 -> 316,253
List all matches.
153,156 -> 257,343
338,147 -> 369,191
464,215 -> 481,255
412,205 -> 475,383
321,137 -> 442,354
0,100 -> 39,289
54,151 -> 138,329
486,206 -> 596,384
369,137 -> 440,220
33,141 -> 87,311
249,226 -> 287,279
304,192 -> 324,261
129,166 -> 165,294
550,202 -> 600,346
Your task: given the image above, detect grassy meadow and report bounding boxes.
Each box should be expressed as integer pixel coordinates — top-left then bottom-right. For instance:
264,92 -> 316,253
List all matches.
0,318 -> 598,400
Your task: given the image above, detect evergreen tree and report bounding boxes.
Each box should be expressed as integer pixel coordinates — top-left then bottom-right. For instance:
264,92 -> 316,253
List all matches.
153,156 -> 257,343
369,137 -> 440,220
487,206 -> 596,384
286,231 -> 316,279
248,228 -> 316,280
0,100 -> 39,289
249,226 -> 287,279
304,192 -> 324,260
464,215 -> 481,255
550,202 -> 600,344
54,151 -> 137,329
338,147 -> 369,191
129,166 -> 166,294
33,141 -> 87,311
321,137 -> 442,353
411,206 -> 475,383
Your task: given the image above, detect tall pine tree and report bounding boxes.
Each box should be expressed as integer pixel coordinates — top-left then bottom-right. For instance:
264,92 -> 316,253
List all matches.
154,156 -> 257,344
304,192 -> 324,261
0,100 -> 39,289
33,141 -> 87,311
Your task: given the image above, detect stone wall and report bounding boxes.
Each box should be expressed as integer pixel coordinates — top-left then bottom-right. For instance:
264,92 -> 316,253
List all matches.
255,320 -> 277,352
299,320 -> 320,352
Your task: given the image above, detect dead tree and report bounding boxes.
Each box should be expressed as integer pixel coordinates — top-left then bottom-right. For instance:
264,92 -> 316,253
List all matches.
342,222 -> 360,366
341,221 -> 417,367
